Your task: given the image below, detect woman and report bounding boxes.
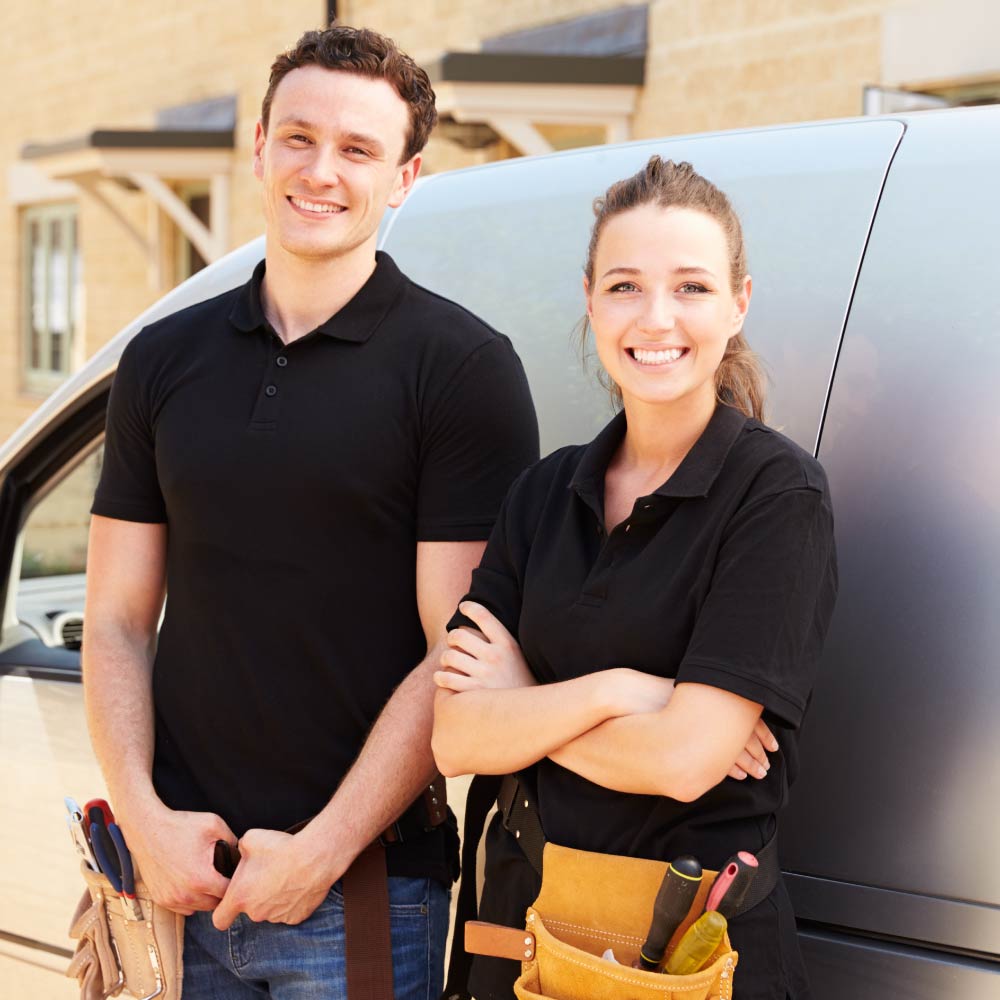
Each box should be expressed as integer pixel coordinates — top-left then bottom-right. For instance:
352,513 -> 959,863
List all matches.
432,157 -> 837,1000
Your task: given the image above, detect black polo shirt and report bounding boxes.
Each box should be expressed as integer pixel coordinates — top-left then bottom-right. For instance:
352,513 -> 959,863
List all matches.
453,403 -> 837,998
92,252 -> 539,884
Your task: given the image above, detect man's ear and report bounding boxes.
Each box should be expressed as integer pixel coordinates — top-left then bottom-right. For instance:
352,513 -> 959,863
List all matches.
388,154 -> 421,208
252,121 -> 266,181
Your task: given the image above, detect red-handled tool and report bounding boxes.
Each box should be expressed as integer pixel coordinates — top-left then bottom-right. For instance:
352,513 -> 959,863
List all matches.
705,850 -> 758,918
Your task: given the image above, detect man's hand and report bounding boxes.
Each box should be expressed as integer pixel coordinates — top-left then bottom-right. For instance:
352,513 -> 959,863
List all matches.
434,601 -> 536,691
119,800 -> 235,915
212,829 -> 334,930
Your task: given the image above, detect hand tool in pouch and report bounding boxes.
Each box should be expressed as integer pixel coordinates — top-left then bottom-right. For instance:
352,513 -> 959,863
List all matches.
637,854 -> 703,971
664,910 -> 728,975
705,850 -> 758,919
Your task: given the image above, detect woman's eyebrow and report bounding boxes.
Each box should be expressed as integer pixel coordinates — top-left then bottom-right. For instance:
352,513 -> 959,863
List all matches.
599,265 -> 718,280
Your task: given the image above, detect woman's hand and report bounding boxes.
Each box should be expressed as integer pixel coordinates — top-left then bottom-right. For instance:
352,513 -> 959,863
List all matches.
728,717 -> 778,781
434,601 -> 537,692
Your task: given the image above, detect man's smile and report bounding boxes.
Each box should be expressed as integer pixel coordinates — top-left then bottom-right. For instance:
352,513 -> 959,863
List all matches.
287,196 -> 347,215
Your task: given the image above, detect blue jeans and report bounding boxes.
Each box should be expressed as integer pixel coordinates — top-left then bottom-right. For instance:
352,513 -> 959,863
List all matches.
182,876 -> 450,999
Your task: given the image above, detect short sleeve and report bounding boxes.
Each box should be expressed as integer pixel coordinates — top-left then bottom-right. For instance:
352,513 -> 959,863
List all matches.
91,337 -> 167,523
416,336 -> 539,542
446,467 -> 535,639
676,487 -> 837,729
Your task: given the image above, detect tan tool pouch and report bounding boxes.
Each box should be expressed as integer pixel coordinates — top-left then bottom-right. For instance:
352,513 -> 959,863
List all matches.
66,861 -> 184,1000
467,842 -> 737,1000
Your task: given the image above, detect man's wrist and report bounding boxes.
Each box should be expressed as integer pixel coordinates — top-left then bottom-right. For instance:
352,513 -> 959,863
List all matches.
293,814 -> 357,886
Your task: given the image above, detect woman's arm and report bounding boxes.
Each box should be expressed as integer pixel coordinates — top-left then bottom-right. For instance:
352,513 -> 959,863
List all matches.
548,683 -> 767,800
432,602 -> 673,776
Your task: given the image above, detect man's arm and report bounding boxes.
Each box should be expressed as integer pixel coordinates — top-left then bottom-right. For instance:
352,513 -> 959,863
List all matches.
83,515 -> 234,913
213,538 -> 486,930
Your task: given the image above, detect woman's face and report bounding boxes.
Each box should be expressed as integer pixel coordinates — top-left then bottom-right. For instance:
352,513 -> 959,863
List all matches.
585,204 -> 750,414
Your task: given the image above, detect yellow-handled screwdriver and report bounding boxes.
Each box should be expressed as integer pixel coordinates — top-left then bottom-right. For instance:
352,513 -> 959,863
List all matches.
664,910 -> 727,975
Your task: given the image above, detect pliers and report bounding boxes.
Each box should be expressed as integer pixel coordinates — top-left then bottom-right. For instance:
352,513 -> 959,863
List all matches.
87,799 -> 143,920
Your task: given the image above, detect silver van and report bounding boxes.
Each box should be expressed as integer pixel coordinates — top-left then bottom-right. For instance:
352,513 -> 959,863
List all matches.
2,106 -> 998,998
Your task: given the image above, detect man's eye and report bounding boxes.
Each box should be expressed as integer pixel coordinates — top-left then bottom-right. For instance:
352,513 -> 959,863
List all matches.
346,147 -> 370,157
288,134 -> 311,144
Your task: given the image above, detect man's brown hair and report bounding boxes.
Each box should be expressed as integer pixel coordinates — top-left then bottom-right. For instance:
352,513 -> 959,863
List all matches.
261,24 -> 438,163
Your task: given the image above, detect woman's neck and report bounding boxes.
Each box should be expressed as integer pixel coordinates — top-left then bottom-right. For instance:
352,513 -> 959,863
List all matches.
614,389 -> 718,483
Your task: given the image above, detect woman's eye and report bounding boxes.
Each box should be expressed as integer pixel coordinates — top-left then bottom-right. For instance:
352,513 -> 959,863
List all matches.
608,282 -> 638,293
679,282 -> 709,294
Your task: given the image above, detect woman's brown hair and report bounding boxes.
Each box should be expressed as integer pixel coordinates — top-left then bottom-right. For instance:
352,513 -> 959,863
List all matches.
582,156 -> 766,421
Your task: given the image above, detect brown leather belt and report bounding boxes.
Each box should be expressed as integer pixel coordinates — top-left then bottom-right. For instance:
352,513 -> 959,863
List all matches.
344,776 -> 448,1000
216,777 -> 448,1000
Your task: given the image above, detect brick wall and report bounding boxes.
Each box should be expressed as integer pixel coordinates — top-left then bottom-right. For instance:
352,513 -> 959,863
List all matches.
0,0 -> 323,440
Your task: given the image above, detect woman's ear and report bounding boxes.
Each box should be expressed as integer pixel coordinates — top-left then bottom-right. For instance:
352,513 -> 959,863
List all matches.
732,274 -> 752,335
583,275 -> 593,318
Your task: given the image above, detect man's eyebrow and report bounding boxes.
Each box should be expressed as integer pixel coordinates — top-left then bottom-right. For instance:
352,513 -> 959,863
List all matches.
272,121 -> 385,154
343,132 -> 385,153
274,116 -> 319,131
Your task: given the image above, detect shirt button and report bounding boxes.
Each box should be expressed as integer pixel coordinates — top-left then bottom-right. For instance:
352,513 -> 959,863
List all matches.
276,356 -> 288,367
265,385 -> 278,397
625,523 -> 631,533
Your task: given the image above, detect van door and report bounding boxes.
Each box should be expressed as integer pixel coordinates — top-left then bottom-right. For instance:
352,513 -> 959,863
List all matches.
784,106 -> 1000,996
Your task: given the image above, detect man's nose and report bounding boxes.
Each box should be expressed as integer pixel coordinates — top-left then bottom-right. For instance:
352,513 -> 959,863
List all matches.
300,144 -> 341,188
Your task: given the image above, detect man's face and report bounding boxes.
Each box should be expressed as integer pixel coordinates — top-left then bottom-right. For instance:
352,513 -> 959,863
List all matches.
253,66 -> 419,263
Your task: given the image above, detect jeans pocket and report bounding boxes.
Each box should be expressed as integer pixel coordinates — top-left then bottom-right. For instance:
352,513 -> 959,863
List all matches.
387,876 -> 430,916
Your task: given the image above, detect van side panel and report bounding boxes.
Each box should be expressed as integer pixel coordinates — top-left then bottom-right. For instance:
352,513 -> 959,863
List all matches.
382,121 -> 903,455
785,106 -> 1000,976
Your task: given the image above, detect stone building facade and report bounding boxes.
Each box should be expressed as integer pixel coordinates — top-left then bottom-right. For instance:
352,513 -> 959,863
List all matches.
3,0 -> 998,445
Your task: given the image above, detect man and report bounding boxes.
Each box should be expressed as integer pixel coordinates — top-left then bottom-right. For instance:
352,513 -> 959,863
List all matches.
83,24 -> 538,999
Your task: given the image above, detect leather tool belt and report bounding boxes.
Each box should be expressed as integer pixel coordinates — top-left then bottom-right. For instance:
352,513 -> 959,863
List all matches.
66,778 -> 448,1000
467,843 -> 739,1000
451,773 -> 781,1000
67,860 -> 183,1000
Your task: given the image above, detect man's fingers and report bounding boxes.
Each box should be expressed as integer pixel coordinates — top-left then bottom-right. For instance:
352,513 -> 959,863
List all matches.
212,883 -> 241,931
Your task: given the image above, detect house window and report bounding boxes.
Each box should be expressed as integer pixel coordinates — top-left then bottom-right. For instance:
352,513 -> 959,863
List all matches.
23,203 -> 81,387
177,184 -> 211,281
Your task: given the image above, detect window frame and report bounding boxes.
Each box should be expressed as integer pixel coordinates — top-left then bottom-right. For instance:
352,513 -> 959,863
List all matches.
21,202 -> 82,393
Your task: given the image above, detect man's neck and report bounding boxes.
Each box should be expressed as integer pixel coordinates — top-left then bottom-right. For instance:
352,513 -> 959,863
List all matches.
260,240 -> 378,344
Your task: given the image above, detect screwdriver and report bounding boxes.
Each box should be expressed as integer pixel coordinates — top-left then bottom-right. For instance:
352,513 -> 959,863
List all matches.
705,850 -> 758,919
664,910 -> 727,975
637,855 -> 702,971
